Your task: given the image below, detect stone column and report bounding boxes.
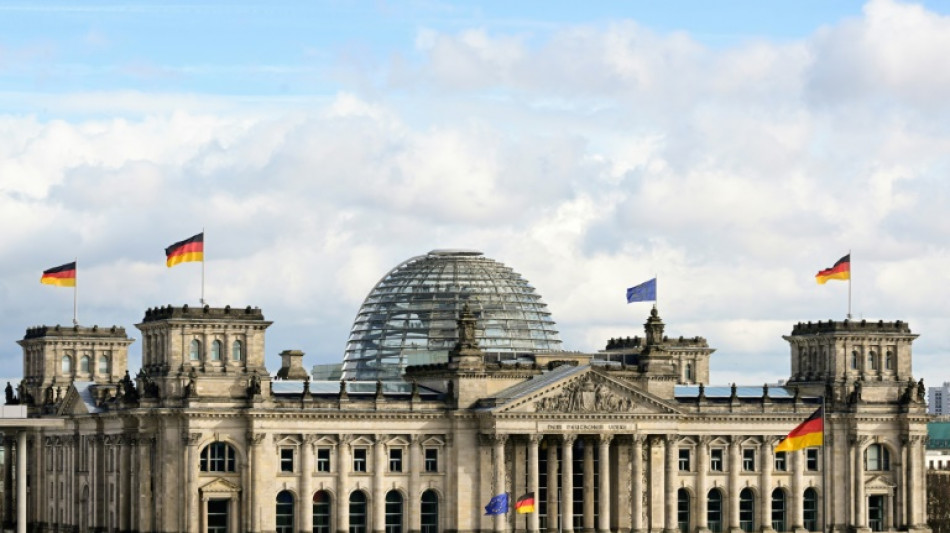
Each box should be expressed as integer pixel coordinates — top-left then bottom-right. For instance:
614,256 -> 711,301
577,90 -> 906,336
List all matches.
791,448 -> 804,532
374,435 -> 389,533
302,435 -> 316,533
728,437 -> 740,533
4,437 -> 13,529
853,438 -> 867,530
184,432 -> 201,532
546,438 -> 559,533
493,435 -> 509,533
584,439 -> 595,533
760,439 -> 774,532
649,436 -> 666,532
597,435 -> 611,533
120,436 -> 132,531
562,435 -> 576,533
665,435 -> 678,533
410,435 -> 422,533
248,433 -> 265,533
528,435 -> 541,533
137,437 -> 154,532
632,436 -> 644,533
337,435 -> 352,533
908,436 -> 923,528
128,437 -> 139,530
16,431 -> 26,533
697,437 -> 710,532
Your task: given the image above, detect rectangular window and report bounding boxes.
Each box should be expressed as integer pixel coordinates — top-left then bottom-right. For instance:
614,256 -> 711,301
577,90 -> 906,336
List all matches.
280,448 -> 294,473
710,448 -> 723,471
678,448 -> 691,471
742,449 -> 755,471
806,448 -> 819,471
389,448 -> 403,472
774,451 -> 787,472
353,448 -> 367,472
316,448 -> 331,472
424,448 -> 438,473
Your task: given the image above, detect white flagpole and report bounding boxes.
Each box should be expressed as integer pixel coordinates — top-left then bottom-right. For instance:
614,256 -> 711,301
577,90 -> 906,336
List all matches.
73,257 -> 78,326
200,228 -> 206,305
847,249 -> 852,319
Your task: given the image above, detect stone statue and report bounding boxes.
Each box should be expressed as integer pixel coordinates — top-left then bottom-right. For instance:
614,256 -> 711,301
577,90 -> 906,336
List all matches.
4,382 -> 13,405
918,378 -> 926,403
248,374 -> 261,396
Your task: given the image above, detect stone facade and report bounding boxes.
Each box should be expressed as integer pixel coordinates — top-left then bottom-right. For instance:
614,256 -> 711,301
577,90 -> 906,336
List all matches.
5,305 -> 932,533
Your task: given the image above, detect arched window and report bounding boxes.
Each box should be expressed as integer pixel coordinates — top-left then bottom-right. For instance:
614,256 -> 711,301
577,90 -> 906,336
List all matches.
685,363 -> 693,382
349,491 -> 368,533
276,491 -> 294,533
313,490 -> 332,533
98,355 -> 109,375
80,356 -> 90,373
865,444 -> 890,471
739,488 -> 755,532
850,351 -> 858,370
868,351 -> 877,370
708,489 -> 723,533
421,490 -> 439,533
232,340 -> 243,362
385,490 -> 404,533
677,488 -> 690,533
199,442 -> 237,472
771,489 -> 787,532
803,488 -> 819,531
885,351 -> 894,370
190,339 -> 201,361
61,356 -> 72,373
211,340 -> 222,361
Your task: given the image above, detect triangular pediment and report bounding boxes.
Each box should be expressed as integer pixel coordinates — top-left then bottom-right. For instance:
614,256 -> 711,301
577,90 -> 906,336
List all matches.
200,477 -> 241,494
492,366 -> 680,415
57,385 -> 92,416
865,474 -> 897,490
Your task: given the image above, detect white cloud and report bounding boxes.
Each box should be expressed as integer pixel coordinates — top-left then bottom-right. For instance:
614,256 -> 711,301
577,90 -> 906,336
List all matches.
3,1 -> 950,388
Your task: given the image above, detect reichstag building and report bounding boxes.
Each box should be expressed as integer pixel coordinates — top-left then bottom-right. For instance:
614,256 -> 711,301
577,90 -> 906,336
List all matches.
4,250 -> 931,533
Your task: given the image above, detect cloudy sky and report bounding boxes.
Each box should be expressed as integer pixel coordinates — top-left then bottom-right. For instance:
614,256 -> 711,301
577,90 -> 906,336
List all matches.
3,0 -> 950,387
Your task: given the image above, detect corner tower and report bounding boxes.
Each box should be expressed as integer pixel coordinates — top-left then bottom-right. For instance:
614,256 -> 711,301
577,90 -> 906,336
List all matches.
783,319 -> 919,400
17,324 -> 133,408
135,305 -> 272,400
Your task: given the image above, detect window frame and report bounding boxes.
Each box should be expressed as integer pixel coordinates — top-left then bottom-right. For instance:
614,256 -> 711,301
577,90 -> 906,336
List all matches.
389,447 -> 404,472
279,447 -> 295,473
742,448 -> 756,472
806,448 -> 820,471
353,447 -> 368,472
678,448 -> 691,472
710,448 -> 724,472
316,447 -> 331,472
423,448 -> 438,473
774,451 -> 787,472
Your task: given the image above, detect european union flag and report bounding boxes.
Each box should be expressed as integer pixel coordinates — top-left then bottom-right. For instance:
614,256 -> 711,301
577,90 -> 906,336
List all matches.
485,493 -> 509,515
626,278 -> 657,303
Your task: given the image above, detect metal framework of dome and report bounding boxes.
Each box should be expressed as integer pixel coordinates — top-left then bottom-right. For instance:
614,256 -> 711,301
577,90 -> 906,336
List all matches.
342,250 -> 562,381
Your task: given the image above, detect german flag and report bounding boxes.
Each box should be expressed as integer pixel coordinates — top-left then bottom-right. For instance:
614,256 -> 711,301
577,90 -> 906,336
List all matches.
815,254 -> 850,284
775,407 -> 823,452
40,262 -> 77,287
165,233 -> 204,267
514,492 -> 535,514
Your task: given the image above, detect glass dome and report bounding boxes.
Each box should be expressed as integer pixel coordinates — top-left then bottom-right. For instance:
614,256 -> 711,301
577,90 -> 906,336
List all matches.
342,250 -> 563,380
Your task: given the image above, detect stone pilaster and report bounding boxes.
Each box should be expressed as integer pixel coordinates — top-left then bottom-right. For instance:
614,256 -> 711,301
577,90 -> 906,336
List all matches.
664,435 -> 678,533
597,434 -> 612,533
584,439 -> 595,533
546,438 -> 559,533
562,435 -> 576,533
528,435 -> 541,533
631,436 -> 644,533
697,437 -> 710,532
493,434 -> 509,533
728,437 -> 741,533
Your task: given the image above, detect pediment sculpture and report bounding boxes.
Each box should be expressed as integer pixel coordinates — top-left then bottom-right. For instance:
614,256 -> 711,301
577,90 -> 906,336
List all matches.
534,374 -> 634,413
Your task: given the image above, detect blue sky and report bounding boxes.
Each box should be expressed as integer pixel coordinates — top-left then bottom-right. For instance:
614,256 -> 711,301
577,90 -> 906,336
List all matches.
3,0 -> 950,387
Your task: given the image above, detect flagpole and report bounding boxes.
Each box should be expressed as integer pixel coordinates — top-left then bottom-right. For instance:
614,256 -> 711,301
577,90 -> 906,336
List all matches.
73,257 -> 78,326
847,249 -> 852,319
821,395 -> 829,533
200,227 -> 206,305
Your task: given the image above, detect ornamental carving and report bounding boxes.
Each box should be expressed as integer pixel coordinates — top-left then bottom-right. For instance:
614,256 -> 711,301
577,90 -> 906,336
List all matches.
534,374 -> 635,413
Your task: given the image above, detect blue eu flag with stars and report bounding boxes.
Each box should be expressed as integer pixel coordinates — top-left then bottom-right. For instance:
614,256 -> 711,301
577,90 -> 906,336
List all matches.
485,493 -> 509,515
626,278 -> 657,303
